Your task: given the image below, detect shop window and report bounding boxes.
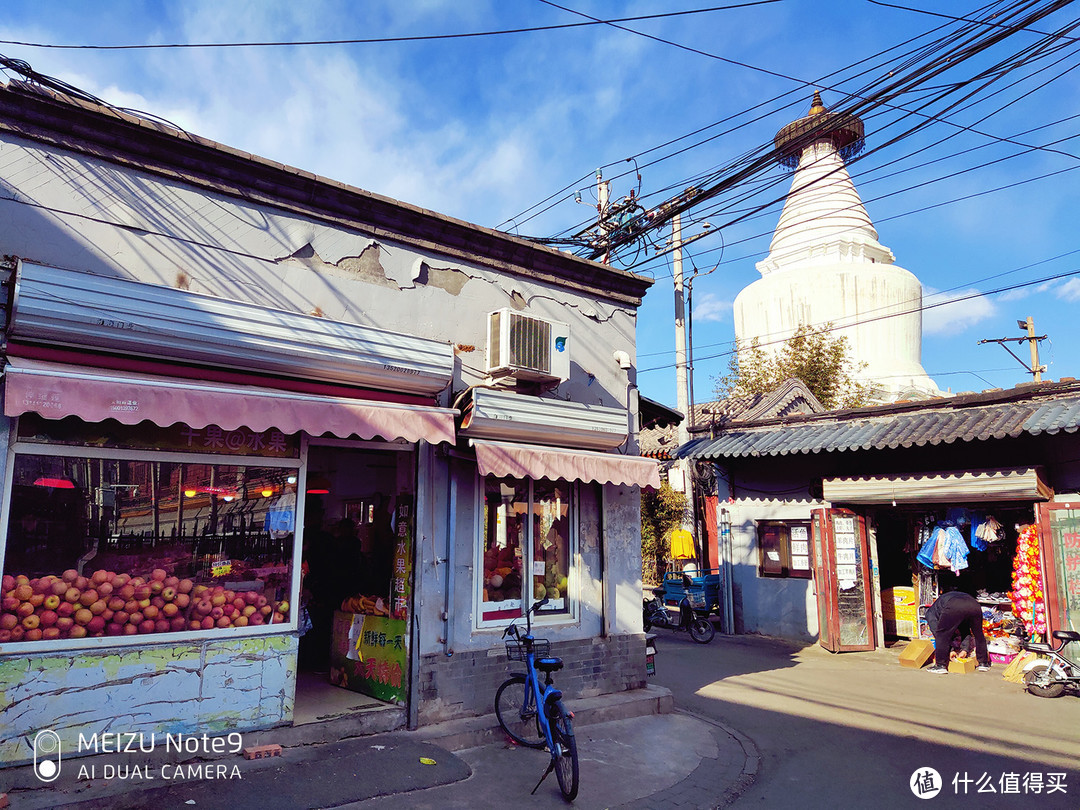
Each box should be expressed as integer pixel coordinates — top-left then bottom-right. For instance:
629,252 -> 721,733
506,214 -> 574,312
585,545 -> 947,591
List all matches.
757,520 -> 812,579
479,476 -> 573,625
1,449 -> 298,646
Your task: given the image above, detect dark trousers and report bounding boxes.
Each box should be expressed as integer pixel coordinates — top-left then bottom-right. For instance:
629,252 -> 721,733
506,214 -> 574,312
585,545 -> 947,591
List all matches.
933,598 -> 988,667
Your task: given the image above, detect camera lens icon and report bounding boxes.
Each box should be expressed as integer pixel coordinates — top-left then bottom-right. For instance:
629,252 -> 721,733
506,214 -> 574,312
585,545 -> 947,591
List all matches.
33,730 -> 61,782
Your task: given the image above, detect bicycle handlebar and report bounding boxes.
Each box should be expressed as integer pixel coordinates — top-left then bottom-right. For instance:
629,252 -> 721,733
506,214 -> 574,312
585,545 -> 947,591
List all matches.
503,598 -> 551,638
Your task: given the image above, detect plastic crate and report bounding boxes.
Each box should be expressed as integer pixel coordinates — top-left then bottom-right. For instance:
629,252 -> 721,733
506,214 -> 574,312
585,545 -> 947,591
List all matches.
505,639 -> 550,661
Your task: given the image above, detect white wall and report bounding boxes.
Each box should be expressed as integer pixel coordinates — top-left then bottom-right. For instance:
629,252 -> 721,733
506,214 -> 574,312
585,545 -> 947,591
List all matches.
714,466 -> 824,641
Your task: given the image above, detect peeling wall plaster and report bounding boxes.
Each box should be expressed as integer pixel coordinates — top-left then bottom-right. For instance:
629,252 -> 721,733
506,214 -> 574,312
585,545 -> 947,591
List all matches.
0,635 -> 296,767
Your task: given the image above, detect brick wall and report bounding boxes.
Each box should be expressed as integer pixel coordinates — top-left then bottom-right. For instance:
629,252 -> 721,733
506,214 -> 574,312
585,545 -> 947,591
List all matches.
416,633 -> 648,725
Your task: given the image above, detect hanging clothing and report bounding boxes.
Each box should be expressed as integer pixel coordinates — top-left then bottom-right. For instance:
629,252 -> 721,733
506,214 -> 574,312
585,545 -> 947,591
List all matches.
918,521 -> 970,573
939,524 -> 970,574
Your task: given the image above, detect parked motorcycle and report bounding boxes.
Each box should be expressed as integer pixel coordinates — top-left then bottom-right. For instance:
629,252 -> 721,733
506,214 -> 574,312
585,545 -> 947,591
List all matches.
642,577 -> 715,644
1021,629 -> 1080,698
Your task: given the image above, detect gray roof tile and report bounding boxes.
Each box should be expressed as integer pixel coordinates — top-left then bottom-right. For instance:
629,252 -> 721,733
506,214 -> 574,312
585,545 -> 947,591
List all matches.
680,383 -> 1080,459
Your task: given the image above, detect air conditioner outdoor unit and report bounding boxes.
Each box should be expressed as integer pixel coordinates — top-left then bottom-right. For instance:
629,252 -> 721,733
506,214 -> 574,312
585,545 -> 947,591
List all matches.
486,309 -> 570,383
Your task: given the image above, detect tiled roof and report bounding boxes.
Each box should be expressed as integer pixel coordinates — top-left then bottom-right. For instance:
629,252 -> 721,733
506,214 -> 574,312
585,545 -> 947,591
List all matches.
678,380 -> 1080,460
640,378 -> 825,459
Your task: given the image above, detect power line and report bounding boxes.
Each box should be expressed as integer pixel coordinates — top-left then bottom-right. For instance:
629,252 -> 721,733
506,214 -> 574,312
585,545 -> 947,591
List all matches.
0,3 -> 781,50
497,1 -> 984,230
630,27 -> 1080,278
638,264 -> 1080,374
866,0 -> 1075,40
528,1 -> 1079,263
639,243 -> 1080,360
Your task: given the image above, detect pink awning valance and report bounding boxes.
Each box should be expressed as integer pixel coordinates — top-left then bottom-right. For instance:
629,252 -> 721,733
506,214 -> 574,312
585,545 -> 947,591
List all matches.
3,358 -> 456,445
472,439 -> 660,489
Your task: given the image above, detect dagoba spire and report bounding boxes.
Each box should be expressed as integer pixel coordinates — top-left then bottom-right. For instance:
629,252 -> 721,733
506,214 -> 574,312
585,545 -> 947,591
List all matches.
759,92 -> 890,276
733,92 -> 939,402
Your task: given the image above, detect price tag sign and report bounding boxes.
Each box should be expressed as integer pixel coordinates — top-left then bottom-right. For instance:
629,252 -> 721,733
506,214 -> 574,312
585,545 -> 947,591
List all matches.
211,562 -> 233,577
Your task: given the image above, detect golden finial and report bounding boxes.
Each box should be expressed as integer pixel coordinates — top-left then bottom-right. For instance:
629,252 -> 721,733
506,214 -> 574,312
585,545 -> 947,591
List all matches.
808,90 -> 826,116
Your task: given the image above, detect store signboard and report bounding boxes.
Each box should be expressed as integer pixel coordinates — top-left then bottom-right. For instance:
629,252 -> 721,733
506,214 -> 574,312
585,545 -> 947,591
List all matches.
1050,509 -> 1080,618
17,412 -> 300,457
835,548 -> 857,565
391,500 -> 413,621
331,611 -> 408,703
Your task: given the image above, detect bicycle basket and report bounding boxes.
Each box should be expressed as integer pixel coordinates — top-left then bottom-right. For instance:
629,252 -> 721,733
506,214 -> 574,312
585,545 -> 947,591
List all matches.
506,638 -> 551,661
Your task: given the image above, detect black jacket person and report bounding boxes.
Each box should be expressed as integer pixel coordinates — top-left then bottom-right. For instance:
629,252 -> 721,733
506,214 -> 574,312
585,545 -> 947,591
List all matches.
925,590 -> 989,670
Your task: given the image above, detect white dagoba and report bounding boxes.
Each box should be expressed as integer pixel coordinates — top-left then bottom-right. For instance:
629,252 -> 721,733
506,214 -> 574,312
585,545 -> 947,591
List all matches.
733,93 -> 939,402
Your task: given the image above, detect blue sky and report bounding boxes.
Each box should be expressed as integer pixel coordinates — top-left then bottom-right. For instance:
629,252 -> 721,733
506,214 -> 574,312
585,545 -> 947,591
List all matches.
1,1 -> 1078,409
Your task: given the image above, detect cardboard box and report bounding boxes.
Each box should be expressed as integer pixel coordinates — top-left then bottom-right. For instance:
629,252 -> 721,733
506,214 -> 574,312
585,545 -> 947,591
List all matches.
949,657 -> 976,674
882,586 -> 918,623
899,639 -> 935,669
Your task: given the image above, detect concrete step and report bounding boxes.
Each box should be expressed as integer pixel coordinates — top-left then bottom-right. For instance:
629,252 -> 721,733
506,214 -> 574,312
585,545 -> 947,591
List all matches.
414,682 -> 674,751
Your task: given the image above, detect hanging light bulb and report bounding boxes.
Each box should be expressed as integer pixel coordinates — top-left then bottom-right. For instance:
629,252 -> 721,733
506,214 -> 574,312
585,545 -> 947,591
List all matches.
184,488 -> 197,498
306,474 -> 332,495
261,488 -> 274,498
33,477 -> 75,489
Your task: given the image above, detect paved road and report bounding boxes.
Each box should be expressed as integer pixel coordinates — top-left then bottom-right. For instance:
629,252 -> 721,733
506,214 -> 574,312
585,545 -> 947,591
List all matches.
651,631 -> 1080,809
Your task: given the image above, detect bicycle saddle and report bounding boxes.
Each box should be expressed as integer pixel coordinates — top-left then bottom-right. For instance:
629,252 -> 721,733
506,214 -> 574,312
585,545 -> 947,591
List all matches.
1053,630 -> 1080,642
536,657 -> 564,672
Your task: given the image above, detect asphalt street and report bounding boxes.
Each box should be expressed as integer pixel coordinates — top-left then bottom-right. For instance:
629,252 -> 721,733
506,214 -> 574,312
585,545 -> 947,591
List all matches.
650,630 -> 1080,809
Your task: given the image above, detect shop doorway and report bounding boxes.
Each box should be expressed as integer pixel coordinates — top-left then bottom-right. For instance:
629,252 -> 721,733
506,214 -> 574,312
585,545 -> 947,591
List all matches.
294,442 -> 416,724
875,504 -> 1032,645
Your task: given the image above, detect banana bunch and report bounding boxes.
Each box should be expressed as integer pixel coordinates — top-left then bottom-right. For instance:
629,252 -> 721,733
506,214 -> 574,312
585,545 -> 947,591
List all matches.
340,594 -> 391,616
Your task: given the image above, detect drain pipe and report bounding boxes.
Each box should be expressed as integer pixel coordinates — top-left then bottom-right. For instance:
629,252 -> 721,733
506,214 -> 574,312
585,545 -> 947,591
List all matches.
439,458 -> 456,658
720,505 -> 734,635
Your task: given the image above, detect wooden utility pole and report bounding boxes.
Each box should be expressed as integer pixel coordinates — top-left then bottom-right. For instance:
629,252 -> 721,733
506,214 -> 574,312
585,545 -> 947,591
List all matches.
977,316 -> 1047,381
1022,316 -> 1043,382
670,211 -> 698,564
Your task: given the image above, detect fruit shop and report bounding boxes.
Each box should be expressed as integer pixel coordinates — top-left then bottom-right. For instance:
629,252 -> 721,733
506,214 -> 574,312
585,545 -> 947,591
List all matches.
0,263 -> 457,766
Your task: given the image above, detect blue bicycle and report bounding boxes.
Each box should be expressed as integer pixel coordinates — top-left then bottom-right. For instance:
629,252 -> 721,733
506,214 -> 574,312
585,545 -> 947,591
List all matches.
494,597 -> 580,801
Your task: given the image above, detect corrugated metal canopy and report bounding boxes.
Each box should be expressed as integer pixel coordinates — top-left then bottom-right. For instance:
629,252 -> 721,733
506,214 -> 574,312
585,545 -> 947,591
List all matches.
679,386 -> 1080,460
13,262 -> 454,396
460,388 -> 628,451
823,467 -> 1052,504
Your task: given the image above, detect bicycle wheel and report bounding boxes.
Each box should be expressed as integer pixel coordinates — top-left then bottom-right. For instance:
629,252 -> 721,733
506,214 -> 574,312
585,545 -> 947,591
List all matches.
689,617 -> 715,644
548,699 -> 579,801
495,675 -> 545,748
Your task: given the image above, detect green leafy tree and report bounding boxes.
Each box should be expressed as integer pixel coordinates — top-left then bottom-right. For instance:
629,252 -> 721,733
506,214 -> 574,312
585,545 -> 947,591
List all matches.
641,483 -> 689,585
715,323 -> 873,409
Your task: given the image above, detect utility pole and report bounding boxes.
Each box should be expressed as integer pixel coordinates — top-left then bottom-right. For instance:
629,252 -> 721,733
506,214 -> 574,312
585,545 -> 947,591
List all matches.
671,211 -> 697,565
1023,316 -> 1043,383
673,211 -> 690,448
596,169 -> 610,265
977,316 -> 1048,382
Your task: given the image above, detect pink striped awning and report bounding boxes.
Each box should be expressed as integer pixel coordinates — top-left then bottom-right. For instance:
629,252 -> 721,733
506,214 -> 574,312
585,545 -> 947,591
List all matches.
3,358 -> 456,444
472,439 -> 660,488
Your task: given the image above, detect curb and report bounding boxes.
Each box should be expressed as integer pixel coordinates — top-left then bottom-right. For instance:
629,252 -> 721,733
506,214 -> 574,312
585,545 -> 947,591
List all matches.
417,683 -> 675,751
617,708 -> 761,810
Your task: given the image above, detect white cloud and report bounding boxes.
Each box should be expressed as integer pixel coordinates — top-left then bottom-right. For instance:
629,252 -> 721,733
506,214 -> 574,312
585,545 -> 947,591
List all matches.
922,286 -> 996,335
693,292 -> 730,323
1057,278 -> 1080,302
